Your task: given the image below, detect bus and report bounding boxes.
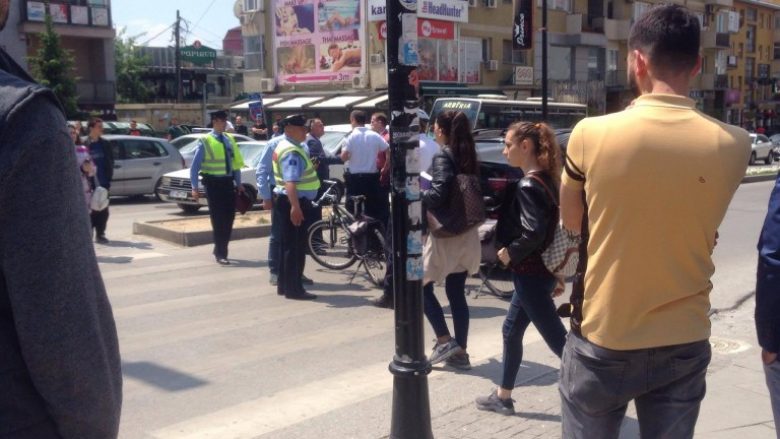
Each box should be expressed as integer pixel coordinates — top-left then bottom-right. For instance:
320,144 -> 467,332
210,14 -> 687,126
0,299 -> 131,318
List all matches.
428,97 -> 587,133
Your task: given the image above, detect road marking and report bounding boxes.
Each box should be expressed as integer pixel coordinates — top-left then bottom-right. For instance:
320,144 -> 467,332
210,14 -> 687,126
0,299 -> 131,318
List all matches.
150,328 -> 543,438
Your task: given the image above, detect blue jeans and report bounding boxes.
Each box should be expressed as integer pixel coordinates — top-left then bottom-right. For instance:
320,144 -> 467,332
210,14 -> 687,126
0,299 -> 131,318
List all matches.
765,359 -> 780,438
560,332 -> 711,439
423,272 -> 469,349
268,197 -> 281,275
501,272 -> 566,390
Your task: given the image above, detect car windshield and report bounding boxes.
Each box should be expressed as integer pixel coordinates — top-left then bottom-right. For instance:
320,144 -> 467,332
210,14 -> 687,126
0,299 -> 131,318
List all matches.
171,135 -> 198,149
475,140 -> 508,165
238,142 -> 267,168
179,134 -> 254,154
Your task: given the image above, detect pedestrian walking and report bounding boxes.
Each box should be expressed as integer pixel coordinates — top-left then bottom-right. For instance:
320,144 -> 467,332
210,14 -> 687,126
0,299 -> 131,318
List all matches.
756,172 -> 780,437
190,110 -> 247,265
234,115 -> 249,136
70,122 -> 95,210
272,114 -> 321,300
339,110 -> 390,223
0,26 -> 122,438
84,117 -> 113,244
475,121 -> 567,415
558,5 -> 751,438
422,111 -> 481,370
373,109 -> 435,310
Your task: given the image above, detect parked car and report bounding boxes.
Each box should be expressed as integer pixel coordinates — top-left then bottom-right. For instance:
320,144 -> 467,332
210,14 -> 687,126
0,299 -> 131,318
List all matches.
158,141 -> 266,213
172,133 -> 254,166
749,133 -> 775,165
101,135 -> 185,198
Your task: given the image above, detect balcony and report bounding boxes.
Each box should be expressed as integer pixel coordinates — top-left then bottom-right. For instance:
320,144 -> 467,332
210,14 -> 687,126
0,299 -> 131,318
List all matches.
604,18 -> 630,41
699,74 -> 729,90
566,14 -> 605,34
605,70 -> 627,88
704,0 -> 733,7
77,81 -> 115,105
701,30 -> 730,49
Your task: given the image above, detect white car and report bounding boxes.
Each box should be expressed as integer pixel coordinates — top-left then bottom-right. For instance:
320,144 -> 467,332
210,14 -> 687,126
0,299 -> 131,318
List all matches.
171,133 -> 254,167
158,141 -> 266,213
749,133 -> 774,165
102,135 -> 185,198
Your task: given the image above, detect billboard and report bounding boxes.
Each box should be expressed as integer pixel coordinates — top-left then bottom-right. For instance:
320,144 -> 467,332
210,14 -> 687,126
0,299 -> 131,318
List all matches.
513,0 -> 533,49
273,0 -> 364,85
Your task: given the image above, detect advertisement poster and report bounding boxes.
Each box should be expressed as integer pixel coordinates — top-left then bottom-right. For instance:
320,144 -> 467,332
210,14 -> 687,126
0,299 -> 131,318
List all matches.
49,3 -> 68,23
71,5 -> 89,25
27,2 -> 45,22
513,0 -> 533,49
92,7 -> 109,26
274,0 -> 363,85
459,38 -> 481,84
248,99 -> 265,123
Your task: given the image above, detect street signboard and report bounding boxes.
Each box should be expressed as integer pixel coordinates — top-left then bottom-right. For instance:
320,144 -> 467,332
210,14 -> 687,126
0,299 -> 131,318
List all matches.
180,41 -> 217,66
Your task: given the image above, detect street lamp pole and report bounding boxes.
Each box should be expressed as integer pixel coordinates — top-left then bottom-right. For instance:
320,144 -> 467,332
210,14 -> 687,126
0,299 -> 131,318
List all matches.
386,0 -> 434,438
542,0 -> 548,121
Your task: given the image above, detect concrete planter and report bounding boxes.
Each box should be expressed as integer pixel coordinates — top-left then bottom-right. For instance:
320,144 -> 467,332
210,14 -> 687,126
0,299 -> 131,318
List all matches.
133,218 -> 272,247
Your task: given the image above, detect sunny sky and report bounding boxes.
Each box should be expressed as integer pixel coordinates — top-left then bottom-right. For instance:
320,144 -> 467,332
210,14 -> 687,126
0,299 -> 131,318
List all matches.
112,0 -> 240,49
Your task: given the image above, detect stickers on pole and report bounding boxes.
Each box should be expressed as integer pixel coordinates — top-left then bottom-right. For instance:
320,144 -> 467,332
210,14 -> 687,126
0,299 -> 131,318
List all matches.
405,176 -> 420,201
408,199 -> 422,227
406,256 -> 424,281
407,230 -> 423,254
400,13 -> 419,66
405,148 -> 420,173
399,0 -> 418,12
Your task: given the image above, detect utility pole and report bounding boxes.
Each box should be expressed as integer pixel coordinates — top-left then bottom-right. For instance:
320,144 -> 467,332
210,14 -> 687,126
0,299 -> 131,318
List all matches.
541,0 -> 548,121
175,9 -> 182,103
386,1 -> 433,438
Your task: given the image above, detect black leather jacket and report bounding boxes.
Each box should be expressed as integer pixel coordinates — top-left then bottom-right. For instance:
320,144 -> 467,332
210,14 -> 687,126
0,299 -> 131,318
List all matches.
422,149 -> 458,211
496,172 -> 557,267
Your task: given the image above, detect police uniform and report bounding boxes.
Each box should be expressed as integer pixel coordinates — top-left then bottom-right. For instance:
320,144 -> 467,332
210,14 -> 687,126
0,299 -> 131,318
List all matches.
272,114 -> 320,300
190,111 -> 245,264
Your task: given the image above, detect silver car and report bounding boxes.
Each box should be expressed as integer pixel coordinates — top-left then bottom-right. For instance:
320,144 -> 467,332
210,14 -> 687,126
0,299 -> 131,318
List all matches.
171,133 -> 254,167
103,135 -> 184,198
749,133 -> 774,165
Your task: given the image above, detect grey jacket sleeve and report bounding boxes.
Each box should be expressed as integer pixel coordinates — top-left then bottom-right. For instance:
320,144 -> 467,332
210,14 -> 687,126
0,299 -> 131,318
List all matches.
0,95 -> 122,438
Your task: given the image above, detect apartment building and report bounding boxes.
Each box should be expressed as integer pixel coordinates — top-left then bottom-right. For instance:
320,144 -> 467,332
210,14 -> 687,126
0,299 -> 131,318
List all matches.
0,0 -> 117,113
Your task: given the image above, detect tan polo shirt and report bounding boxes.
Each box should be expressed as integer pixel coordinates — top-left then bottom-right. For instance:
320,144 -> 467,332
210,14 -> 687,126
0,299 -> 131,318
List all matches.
562,94 -> 750,350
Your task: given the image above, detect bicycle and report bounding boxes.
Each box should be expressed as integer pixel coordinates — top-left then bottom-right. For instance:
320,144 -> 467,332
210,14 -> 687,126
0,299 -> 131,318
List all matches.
307,179 -> 386,288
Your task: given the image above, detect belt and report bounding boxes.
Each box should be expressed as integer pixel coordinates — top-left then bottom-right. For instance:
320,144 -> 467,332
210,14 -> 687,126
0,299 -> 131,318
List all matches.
349,172 -> 379,176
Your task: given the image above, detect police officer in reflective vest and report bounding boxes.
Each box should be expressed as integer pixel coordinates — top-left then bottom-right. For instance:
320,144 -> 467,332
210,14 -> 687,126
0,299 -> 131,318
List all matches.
273,114 -> 320,300
190,110 -> 246,265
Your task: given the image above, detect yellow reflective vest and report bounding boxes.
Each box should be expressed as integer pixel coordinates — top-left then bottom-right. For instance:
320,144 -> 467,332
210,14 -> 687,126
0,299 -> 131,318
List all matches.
272,139 -> 321,191
200,133 -> 244,176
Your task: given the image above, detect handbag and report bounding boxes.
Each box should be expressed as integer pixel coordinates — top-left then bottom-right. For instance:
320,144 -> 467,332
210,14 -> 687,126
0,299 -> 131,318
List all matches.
90,186 -> 109,211
426,150 -> 486,238
527,174 -> 581,277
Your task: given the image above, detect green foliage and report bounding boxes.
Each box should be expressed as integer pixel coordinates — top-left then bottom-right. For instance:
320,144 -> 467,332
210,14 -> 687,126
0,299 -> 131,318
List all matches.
29,10 -> 79,118
115,30 -> 152,103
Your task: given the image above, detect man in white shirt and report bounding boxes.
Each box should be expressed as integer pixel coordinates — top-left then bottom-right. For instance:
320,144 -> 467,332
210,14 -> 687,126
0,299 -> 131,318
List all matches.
416,109 -> 437,183
340,110 -> 390,222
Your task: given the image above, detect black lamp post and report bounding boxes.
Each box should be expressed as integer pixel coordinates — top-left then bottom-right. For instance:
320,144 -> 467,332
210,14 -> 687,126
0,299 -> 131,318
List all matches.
385,1 -> 434,438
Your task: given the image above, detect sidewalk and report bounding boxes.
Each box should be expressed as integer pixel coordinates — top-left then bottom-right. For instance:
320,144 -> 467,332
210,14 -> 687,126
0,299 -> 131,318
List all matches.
429,297 -> 775,439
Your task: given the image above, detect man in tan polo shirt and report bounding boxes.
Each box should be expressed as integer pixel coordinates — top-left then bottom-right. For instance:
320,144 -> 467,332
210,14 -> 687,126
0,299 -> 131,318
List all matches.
558,5 -> 750,438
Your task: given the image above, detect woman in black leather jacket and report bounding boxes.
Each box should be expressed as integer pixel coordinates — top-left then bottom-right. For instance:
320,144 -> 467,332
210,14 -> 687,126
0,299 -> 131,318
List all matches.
475,121 -> 568,415
422,111 -> 481,370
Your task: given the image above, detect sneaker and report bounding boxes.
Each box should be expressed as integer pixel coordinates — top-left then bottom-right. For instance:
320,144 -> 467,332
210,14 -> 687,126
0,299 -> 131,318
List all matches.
269,274 -> 278,286
302,275 -> 314,285
475,390 -> 515,416
372,294 -> 394,309
428,339 -> 460,365
95,235 -> 109,244
446,352 -> 472,370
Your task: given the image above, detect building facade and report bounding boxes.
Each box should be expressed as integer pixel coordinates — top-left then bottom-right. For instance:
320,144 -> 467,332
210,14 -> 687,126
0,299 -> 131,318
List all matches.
1,0 -> 116,114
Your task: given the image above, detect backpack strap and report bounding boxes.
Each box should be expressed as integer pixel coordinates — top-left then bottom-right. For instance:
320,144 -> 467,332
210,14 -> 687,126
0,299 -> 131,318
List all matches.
526,172 -> 558,207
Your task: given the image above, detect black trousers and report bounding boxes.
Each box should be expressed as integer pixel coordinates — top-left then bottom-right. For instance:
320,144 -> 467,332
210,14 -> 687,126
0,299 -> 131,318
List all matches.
90,206 -> 109,237
203,176 -> 236,259
275,194 -> 308,297
345,173 -> 387,224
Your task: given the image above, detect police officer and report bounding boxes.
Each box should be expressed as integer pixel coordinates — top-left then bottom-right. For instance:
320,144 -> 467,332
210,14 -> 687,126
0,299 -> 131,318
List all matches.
190,110 -> 246,265
273,114 -> 320,300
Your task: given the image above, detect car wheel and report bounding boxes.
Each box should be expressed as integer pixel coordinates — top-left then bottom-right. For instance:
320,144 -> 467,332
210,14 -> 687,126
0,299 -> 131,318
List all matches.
749,152 -> 756,165
178,203 -> 201,214
154,178 -> 163,201
765,153 -> 773,165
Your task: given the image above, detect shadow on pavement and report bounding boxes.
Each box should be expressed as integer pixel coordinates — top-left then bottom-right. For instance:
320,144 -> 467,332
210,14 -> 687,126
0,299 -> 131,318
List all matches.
110,196 -> 164,205
97,256 -> 133,264
445,304 -> 506,319
515,411 -> 561,423
228,259 -> 268,268
122,361 -> 209,392
460,358 -> 560,388
100,240 -> 153,250
314,293 -> 375,309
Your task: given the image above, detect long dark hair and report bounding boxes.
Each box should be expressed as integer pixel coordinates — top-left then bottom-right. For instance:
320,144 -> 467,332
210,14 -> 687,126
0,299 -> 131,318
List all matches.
436,111 -> 479,176
506,121 -> 562,188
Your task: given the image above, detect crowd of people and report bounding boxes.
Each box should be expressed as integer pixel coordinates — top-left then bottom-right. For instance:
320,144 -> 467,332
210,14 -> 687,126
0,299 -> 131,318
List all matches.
3,3 -> 780,438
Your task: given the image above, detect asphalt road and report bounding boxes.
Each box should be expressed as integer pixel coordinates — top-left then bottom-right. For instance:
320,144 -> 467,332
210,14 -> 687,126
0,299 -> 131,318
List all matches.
96,179 -> 777,439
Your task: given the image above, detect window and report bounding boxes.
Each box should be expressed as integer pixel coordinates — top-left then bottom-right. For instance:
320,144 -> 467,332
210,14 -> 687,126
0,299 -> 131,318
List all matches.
775,43 -> 780,60
746,8 -> 757,22
549,46 -> 572,81
739,42 -> 744,57
538,0 -> 571,12
588,48 -> 604,81
418,39 -> 459,82
760,13 -> 764,29
759,45 -> 764,60
633,2 -> 651,21
244,0 -> 259,12
746,25 -> 756,52
244,36 -> 264,70
745,57 -> 755,82
459,38 -> 483,84
502,40 -> 527,65
123,140 -> 165,159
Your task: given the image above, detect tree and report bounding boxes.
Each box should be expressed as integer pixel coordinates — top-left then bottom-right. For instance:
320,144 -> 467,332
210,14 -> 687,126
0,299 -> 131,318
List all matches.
115,30 -> 152,103
29,9 -> 79,118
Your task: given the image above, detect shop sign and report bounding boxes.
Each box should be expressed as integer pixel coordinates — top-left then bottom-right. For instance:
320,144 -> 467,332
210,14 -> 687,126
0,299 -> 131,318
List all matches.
419,0 -> 468,23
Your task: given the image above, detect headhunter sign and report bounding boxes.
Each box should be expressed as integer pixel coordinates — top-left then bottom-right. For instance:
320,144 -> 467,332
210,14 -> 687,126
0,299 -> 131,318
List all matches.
419,0 -> 468,23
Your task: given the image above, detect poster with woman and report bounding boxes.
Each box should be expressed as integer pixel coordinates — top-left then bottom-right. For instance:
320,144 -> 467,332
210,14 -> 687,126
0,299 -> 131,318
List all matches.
273,0 -> 363,85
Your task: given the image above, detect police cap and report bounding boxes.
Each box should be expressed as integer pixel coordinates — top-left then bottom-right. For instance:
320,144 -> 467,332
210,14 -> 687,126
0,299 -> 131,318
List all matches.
210,110 -> 228,121
280,114 -> 306,128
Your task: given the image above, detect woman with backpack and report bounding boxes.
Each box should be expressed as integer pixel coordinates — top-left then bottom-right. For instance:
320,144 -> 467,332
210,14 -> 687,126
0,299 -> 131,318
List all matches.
475,121 -> 567,415
422,111 -> 482,370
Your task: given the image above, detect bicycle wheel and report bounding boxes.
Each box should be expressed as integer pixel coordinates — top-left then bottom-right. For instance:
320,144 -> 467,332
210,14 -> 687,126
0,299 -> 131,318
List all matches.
308,219 -> 358,270
362,229 -> 386,288
480,264 -> 515,299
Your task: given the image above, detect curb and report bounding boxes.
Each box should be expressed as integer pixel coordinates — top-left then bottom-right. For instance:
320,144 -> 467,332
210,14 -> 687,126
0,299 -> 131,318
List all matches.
133,219 -> 272,247
742,172 -> 778,184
